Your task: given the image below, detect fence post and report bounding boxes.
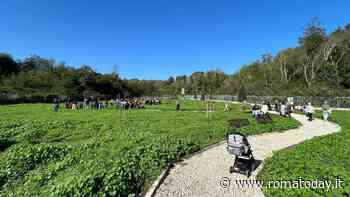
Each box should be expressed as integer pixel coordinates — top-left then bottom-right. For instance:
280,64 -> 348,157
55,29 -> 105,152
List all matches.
336,97 -> 339,108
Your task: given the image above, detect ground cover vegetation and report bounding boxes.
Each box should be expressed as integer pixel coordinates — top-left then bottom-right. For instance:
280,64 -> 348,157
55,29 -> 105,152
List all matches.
258,110 -> 350,196
0,101 -> 299,196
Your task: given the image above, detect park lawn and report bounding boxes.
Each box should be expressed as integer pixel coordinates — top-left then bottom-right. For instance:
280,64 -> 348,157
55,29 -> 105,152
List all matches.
257,110 -> 350,196
0,100 -> 299,196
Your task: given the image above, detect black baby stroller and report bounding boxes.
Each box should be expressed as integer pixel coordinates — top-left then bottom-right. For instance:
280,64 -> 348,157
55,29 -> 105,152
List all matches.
226,131 -> 255,177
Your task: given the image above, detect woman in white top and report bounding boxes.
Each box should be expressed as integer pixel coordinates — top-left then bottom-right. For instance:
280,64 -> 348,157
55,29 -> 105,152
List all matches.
261,103 -> 269,115
280,103 -> 286,116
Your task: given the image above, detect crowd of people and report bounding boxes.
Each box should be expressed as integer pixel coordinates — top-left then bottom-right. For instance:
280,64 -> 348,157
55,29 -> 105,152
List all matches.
249,100 -> 332,122
250,102 -> 271,118
53,97 -> 333,122
64,99 -> 113,110
116,98 -> 145,110
53,97 -> 162,112
298,101 -> 331,121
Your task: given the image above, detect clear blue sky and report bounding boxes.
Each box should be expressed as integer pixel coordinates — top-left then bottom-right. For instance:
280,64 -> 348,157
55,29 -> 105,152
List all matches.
1,0 -> 349,79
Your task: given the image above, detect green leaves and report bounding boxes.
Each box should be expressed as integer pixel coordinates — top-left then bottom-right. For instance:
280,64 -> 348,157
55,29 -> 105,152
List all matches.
258,111 -> 350,196
0,102 -> 299,196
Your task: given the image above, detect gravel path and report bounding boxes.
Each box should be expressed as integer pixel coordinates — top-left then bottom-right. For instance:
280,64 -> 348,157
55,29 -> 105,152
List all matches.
152,113 -> 341,197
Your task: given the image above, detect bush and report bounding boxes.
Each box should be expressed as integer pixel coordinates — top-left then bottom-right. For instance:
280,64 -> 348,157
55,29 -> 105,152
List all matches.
256,114 -> 273,124
228,119 -> 250,128
0,138 -> 16,151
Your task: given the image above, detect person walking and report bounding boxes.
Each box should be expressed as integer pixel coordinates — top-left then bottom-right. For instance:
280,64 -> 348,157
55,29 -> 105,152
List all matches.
305,102 -> 315,121
322,101 -> 331,121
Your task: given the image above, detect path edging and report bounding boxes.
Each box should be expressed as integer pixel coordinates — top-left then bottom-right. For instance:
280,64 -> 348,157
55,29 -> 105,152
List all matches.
143,140 -> 227,197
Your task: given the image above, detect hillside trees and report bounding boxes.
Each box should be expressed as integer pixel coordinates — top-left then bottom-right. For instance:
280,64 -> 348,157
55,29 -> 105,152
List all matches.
275,48 -> 303,84
299,18 -> 327,89
1,19 -> 350,99
0,53 -> 20,77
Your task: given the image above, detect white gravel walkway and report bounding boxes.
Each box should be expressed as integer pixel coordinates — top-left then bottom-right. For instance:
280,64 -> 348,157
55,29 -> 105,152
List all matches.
152,113 -> 341,197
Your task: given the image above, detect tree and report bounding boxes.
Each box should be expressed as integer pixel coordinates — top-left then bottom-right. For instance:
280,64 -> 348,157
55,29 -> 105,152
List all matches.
320,30 -> 350,87
167,76 -> 175,85
190,72 -> 206,96
299,18 -> 326,88
275,48 -> 303,84
299,17 -> 326,55
260,53 -> 274,88
238,85 -> 247,102
0,53 -> 20,76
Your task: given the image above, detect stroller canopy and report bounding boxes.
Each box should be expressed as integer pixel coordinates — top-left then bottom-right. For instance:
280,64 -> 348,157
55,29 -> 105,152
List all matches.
227,132 -> 248,146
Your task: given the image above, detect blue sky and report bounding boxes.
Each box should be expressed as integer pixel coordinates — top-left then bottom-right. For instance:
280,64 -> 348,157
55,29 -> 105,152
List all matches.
1,0 -> 349,79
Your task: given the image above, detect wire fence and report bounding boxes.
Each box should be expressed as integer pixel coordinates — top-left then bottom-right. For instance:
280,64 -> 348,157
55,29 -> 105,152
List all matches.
2,92 -> 350,108
182,95 -> 350,108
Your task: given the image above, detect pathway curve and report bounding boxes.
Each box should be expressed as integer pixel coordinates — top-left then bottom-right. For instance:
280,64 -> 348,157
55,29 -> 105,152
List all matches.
152,113 -> 341,197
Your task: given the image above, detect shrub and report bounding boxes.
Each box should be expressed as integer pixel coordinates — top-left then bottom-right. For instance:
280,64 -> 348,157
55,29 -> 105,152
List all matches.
256,114 -> 273,124
0,138 -> 16,151
228,119 -> 250,128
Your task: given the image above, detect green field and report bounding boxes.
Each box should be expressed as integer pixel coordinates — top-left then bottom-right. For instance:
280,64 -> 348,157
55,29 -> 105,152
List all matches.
258,110 -> 350,196
0,100 -> 300,196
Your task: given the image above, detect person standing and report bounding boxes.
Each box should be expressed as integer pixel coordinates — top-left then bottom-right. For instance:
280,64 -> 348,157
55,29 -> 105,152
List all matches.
305,102 -> 315,121
252,103 -> 259,117
322,101 -> 331,121
176,100 -> 180,111
280,103 -> 286,117
71,101 -> 77,110
224,101 -> 230,112
285,104 -> 292,118
274,102 -> 279,112
261,102 -> 269,115
53,98 -> 59,112
267,101 -> 272,111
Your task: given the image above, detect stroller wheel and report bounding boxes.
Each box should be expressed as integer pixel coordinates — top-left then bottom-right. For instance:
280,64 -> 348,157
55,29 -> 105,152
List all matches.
245,170 -> 251,177
229,166 -> 235,173
250,163 -> 256,171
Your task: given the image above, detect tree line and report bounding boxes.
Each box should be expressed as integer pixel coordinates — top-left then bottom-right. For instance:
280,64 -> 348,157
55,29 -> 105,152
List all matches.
235,18 -> 350,96
1,18 -> 350,102
171,18 -> 350,97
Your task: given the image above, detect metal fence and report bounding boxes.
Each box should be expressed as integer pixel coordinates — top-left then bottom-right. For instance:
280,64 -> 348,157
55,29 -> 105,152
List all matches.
183,95 -> 350,108
2,92 -> 350,108
244,96 -> 350,108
